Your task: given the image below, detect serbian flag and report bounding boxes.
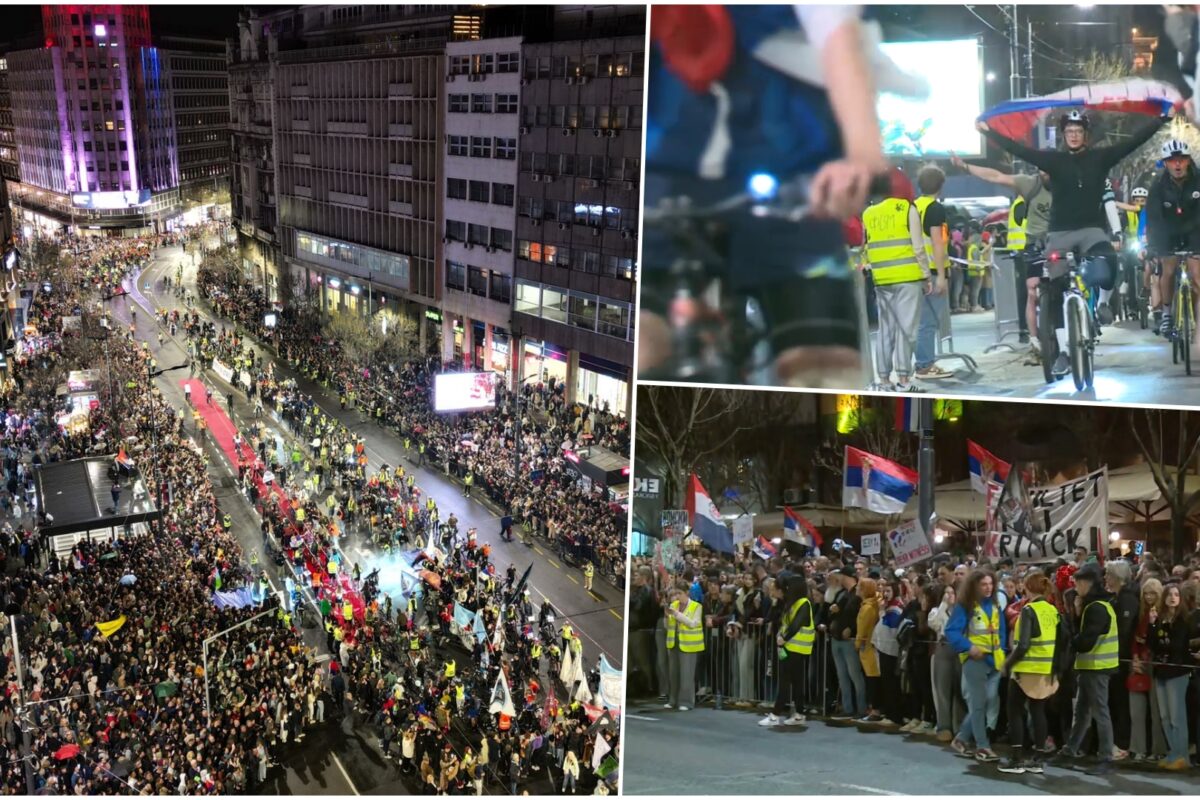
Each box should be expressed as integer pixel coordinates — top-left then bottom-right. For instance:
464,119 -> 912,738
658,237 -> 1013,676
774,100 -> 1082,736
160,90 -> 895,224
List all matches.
783,507 -> 823,551
685,474 -> 734,554
752,536 -> 777,561
894,397 -> 919,433
843,446 -> 918,514
115,446 -> 135,468
967,440 -> 1011,495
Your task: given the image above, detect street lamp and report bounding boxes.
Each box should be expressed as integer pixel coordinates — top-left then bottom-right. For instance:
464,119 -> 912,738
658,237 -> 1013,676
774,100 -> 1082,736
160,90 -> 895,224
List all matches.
986,71 -> 997,83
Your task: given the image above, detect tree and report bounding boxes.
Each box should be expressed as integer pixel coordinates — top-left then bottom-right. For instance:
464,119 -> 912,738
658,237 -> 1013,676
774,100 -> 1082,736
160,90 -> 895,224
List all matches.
634,386 -> 752,508
373,309 -> 421,363
1129,408 -> 1200,563
813,394 -> 915,500
326,311 -> 382,364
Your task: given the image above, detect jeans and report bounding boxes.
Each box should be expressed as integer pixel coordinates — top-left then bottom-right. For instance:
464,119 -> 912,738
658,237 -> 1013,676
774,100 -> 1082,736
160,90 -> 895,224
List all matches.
831,639 -> 867,717
932,642 -> 966,735
915,291 -> 949,371
1154,674 -> 1189,762
1067,672 -> 1114,759
958,657 -> 1000,750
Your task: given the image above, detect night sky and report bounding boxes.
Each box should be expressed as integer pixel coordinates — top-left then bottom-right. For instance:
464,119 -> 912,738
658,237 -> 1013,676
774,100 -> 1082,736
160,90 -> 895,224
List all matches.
1,4 -> 248,48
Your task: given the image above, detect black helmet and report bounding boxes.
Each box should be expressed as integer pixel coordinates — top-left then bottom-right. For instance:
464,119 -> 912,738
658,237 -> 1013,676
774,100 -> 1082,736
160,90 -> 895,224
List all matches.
1058,109 -> 1090,132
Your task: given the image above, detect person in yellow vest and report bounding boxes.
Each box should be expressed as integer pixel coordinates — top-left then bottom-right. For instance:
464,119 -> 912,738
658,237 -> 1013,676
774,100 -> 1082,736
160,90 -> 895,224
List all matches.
945,570 -> 1006,763
964,231 -> 990,313
862,174 -> 933,392
912,165 -> 956,382
582,562 -> 594,593
1057,562 -> 1119,775
759,575 -> 814,728
664,582 -> 704,712
997,571 -> 1059,775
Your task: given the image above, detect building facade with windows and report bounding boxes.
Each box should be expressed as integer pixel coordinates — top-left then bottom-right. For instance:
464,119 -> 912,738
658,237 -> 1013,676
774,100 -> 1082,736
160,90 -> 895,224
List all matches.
440,36 -> 522,384
512,6 -> 643,414
161,36 -> 230,222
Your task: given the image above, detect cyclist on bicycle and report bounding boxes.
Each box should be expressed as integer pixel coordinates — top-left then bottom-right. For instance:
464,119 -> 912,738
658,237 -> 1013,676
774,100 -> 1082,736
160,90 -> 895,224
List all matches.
978,108 -> 1170,374
643,5 -> 890,386
1145,139 -> 1200,337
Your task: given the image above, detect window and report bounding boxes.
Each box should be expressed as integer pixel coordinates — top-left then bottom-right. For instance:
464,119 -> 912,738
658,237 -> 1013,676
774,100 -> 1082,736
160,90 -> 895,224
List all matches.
542,288 -> 567,322
605,206 -> 624,230
515,281 -> 540,315
470,136 -> 491,158
494,138 -> 516,160
468,180 -> 490,203
495,94 -> 518,114
604,255 -> 636,281
448,94 -> 468,113
471,94 -> 491,113
491,183 -> 514,207
580,250 -> 602,274
447,178 -> 467,200
569,295 -> 598,331
449,56 -> 470,76
468,223 -> 490,247
467,267 -> 488,297
472,53 -> 494,74
447,135 -> 468,157
598,301 -> 630,338
518,240 -> 535,261
490,273 -> 512,304
491,228 -> 513,252
446,261 -> 466,291
446,220 -> 466,242
497,52 -> 519,73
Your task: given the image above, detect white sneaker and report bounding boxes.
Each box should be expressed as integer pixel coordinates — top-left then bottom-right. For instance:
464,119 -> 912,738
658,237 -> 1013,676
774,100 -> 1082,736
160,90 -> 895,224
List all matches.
759,714 -> 782,728
678,706 -> 690,712
663,703 -> 673,710
784,713 -> 807,726
916,721 -> 936,736
899,719 -> 918,733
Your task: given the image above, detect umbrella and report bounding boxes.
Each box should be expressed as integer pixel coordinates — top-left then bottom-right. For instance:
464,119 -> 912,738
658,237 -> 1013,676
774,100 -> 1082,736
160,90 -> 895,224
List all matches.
119,574 -> 137,586
154,681 -> 178,699
99,552 -> 119,561
53,744 -> 80,760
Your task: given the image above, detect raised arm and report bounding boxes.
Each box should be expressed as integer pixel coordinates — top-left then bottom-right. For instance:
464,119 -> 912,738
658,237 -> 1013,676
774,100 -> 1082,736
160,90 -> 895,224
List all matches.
950,152 -> 1018,189
979,121 -> 1056,171
1098,114 -> 1172,168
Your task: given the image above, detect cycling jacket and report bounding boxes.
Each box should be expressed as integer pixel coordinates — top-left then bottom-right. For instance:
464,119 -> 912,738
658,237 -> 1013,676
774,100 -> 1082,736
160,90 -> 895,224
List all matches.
1146,166 -> 1200,238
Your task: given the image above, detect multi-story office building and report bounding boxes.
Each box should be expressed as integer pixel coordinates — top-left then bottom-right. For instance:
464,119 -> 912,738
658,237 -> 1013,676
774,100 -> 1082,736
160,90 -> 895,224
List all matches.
0,59 -> 18,185
161,36 -> 229,221
512,6 -> 642,414
440,36 -> 522,382
5,6 -> 181,235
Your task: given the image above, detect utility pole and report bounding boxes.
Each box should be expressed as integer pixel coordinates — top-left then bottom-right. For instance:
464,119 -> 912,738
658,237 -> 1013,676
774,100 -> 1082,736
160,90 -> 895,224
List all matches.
918,399 -> 937,538
1026,20 -> 1035,97
1009,4 -> 1021,101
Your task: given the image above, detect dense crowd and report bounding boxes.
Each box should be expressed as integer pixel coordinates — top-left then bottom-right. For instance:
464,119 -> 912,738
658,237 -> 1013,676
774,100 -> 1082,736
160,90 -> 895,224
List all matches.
630,541 -> 1200,775
0,227 -> 620,795
195,262 -> 628,580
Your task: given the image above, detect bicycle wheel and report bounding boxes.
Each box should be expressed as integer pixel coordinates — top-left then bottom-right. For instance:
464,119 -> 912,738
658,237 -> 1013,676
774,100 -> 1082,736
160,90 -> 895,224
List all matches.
1067,298 -> 1090,392
1037,288 -> 1059,384
1183,284 -> 1193,377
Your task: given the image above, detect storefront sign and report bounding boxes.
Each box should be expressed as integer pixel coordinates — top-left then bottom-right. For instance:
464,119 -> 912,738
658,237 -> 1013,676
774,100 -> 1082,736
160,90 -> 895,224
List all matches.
633,477 -> 661,500
425,309 -> 442,322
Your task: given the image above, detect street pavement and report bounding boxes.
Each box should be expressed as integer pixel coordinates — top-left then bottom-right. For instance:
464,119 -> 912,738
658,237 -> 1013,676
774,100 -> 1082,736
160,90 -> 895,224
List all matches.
870,308 -> 1200,405
108,242 -> 626,795
621,703 -> 1198,796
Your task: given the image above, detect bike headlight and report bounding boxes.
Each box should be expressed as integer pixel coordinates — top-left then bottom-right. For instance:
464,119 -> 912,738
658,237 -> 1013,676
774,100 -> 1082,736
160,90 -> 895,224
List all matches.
747,172 -> 779,202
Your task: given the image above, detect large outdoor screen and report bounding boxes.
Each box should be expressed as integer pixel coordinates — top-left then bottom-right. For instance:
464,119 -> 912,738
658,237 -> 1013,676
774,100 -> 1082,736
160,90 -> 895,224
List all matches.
434,371 -> 499,413
878,38 -> 983,157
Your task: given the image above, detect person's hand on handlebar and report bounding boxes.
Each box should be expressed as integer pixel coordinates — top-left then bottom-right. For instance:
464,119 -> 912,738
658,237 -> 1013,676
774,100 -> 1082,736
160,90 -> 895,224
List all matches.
809,157 -> 888,220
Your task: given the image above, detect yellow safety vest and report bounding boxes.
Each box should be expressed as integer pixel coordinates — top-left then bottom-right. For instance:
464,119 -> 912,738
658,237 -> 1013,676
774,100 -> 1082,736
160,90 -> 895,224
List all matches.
1124,210 -> 1139,237
862,198 -> 924,286
1007,197 -> 1027,250
665,600 -> 704,653
1011,599 -> 1058,676
960,603 -> 1005,670
1074,600 -> 1119,671
914,195 -> 940,271
781,597 -> 816,655
967,243 -> 987,277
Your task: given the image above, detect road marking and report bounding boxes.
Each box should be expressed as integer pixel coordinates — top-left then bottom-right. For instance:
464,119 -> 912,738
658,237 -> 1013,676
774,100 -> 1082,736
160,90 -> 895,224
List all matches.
533,545 -> 544,556
566,574 -> 579,585
588,590 -> 603,601
609,608 -> 623,620
547,559 -> 560,569
625,714 -> 659,722
826,784 -> 905,796
330,752 -> 361,796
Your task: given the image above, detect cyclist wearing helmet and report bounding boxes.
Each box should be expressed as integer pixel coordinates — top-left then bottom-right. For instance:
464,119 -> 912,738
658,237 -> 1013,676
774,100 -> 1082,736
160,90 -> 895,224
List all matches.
1146,138 -> 1200,336
978,107 -> 1170,374
1118,185 -> 1154,323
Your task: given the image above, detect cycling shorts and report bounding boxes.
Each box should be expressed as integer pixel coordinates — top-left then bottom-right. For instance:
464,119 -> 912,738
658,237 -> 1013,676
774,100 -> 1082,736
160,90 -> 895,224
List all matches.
1146,229 -> 1200,258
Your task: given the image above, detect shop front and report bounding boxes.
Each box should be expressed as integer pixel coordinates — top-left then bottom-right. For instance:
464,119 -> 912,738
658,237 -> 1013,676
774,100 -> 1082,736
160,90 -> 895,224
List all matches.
522,339 -> 568,387
490,327 -> 512,388
576,353 -> 630,417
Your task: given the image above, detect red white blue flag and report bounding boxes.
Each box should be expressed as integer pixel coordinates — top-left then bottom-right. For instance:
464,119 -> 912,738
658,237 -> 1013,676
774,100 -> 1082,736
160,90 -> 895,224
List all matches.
843,446 -> 918,515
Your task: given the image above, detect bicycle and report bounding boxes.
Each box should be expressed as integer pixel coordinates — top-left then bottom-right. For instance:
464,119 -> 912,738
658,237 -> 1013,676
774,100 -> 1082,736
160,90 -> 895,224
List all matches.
1031,246 -> 1101,391
1166,249 -> 1196,376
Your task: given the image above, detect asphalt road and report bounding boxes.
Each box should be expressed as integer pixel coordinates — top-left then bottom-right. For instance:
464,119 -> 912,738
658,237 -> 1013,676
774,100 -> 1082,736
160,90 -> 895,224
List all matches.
621,703 -> 1198,796
113,241 -> 626,794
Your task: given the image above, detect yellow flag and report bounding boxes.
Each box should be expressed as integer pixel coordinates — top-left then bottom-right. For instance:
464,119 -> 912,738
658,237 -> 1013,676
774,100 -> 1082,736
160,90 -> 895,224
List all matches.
95,615 -> 127,638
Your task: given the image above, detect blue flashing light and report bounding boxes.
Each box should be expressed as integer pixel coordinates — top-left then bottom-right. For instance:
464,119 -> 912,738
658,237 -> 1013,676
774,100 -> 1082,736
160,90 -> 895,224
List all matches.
747,172 -> 779,202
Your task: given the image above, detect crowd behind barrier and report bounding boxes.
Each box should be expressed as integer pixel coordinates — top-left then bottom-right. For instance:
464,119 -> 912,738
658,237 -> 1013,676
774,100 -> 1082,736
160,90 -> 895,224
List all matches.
629,545 -> 1200,773
0,226 -> 620,796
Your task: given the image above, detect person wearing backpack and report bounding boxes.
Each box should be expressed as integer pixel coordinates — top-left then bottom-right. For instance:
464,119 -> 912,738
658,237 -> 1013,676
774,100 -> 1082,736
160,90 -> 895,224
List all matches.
997,571 -> 1060,775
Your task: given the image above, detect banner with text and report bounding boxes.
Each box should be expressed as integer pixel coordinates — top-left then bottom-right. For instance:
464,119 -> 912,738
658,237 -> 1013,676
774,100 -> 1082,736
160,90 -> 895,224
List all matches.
212,358 -> 233,385
984,467 -> 1109,562
860,533 -> 882,556
888,520 -> 933,568
732,515 -> 755,547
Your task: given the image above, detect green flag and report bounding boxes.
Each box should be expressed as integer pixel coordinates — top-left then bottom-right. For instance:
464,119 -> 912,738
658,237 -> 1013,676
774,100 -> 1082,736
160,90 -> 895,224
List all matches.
595,756 -> 618,779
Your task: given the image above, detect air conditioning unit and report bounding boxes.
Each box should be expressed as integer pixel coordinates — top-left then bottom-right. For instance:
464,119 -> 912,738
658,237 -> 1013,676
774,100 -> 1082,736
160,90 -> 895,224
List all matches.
578,76 -> 590,85
783,488 -> 803,505
558,223 -> 568,231
561,128 -> 574,137
583,179 -> 599,190
591,227 -> 601,237
531,219 -> 541,227
605,129 -> 618,138
520,78 -> 529,86
621,229 -> 632,240
519,126 -> 530,135
622,180 -> 634,191
486,246 -> 496,253
592,129 -> 602,138
441,236 -> 448,243
565,77 -> 575,86
531,173 -> 544,182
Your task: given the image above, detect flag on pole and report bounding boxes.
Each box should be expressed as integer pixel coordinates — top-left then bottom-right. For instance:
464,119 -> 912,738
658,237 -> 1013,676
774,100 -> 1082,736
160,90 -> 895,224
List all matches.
994,461 -> 1037,537
685,474 -> 734,553
95,615 -> 127,638
967,440 -> 1011,494
752,535 -> 777,561
783,507 -> 823,550
894,397 -> 920,432
489,670 -> 516,717
115,446 -> 135,468
592,733 -> 613,769
842,446 -> 918,514
574,675 -> 593,705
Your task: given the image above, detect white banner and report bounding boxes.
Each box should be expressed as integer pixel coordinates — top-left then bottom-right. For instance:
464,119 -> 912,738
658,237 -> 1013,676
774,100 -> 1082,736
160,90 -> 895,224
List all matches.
212,358 -> 233,384
860,532 -> 881,556
731,515 -> 754,546
984,467 -> 1109,563
888,520 -> 933,568
239,369 -> 252,389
